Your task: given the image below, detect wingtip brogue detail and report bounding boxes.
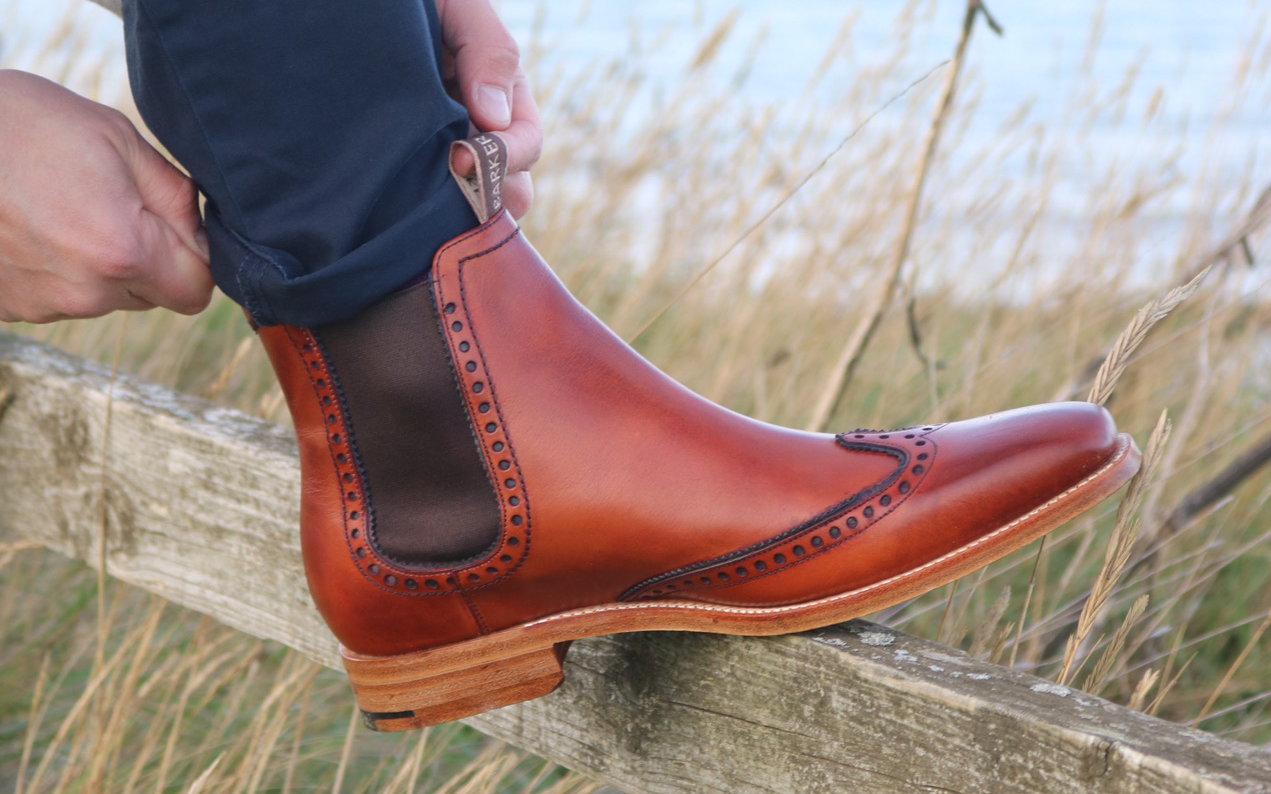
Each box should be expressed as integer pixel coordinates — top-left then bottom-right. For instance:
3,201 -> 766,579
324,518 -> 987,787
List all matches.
622,428 -> 939,602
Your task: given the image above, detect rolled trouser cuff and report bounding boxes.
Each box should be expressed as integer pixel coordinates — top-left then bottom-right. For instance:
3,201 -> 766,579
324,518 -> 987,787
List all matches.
206,174 -> 477,328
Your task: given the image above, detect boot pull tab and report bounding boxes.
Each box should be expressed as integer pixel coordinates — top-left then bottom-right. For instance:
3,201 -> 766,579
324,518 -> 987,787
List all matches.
449,133 -> 509,224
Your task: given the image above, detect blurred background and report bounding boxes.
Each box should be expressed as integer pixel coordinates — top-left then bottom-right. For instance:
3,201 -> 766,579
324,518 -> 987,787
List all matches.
2,0 -> 1270,791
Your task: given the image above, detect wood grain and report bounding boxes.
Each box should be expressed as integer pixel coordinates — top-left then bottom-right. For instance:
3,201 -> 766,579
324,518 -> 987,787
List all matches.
3,329 -> 1271,793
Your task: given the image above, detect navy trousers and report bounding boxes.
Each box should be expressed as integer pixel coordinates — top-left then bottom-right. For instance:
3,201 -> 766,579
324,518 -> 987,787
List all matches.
121,0 -> 479,328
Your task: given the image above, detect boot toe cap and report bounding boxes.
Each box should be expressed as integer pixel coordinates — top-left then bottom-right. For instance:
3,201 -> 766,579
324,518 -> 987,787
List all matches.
929,401 -> 1119,503
885,401 -> 1122,572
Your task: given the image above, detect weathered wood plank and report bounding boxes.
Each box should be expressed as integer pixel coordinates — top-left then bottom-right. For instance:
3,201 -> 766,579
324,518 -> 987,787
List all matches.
3,329 -> 1270,794
0,331 -> 330,661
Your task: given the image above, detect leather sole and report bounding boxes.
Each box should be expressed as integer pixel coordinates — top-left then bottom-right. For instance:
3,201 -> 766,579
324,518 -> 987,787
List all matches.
345,432 -> 1141,731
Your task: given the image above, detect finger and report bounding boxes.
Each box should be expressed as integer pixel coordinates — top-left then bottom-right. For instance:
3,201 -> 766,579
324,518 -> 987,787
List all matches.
503,171 -> 533,219
441,48 -> 462,107
36,279 -> 154,323
124,209 -> 215,315
441,0 -> 520,131
451,70 -> 540,178
500,68 -> 542,174
441,45 -> 458,85
448,143 -> 532,216
451,138 -> 476,177
113,117 -> 209,263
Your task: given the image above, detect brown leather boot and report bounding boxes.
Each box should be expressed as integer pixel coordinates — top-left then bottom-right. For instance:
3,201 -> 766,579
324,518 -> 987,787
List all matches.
255,136 -> 1140,731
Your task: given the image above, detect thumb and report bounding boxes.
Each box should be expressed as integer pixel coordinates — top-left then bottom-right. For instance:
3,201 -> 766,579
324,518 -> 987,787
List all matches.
126,208 -> 215,316
442,0 -> 520,131
116,119 -> 209,263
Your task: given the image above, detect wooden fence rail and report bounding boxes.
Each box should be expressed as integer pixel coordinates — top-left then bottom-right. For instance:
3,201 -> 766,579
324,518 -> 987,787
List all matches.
3,331 -> 1271,793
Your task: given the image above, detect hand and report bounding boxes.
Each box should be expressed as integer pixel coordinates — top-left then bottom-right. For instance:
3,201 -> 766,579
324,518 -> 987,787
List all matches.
436,0 -> 542,219
0,70 -> 212,323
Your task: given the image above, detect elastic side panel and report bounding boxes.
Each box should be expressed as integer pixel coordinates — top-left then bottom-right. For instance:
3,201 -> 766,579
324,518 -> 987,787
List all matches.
316,282 -> 501,565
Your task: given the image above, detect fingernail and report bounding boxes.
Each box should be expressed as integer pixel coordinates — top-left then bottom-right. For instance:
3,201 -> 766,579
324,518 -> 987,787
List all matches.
194,228 -> 210,261
478,85 -> 511,127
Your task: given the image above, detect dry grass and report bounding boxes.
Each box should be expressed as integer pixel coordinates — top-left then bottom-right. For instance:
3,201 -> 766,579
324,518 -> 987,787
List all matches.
0,557 -> 609,792
4,0 -> 1271,789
